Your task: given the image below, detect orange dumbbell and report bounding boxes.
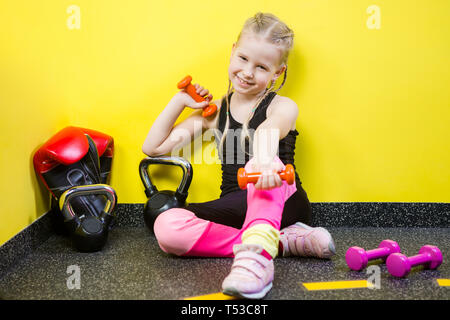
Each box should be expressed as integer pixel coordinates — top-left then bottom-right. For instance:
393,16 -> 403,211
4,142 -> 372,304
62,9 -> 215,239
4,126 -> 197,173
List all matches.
177,75 -> 217,118
237,164 -> 295,190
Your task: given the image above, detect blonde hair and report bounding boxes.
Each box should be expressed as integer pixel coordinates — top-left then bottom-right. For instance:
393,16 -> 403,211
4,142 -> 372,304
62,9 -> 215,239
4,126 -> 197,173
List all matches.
217,12 -> 294,160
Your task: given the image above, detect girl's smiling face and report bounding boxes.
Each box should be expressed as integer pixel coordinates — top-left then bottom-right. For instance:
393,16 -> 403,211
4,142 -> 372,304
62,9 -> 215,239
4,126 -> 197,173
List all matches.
229,33 -> 286,96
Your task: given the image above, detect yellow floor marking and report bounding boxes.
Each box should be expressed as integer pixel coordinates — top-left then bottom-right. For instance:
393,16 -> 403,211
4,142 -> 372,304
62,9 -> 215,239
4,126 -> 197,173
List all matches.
302,280 -> 374,291
184,292 -> 239,300
436,279 -> 450,287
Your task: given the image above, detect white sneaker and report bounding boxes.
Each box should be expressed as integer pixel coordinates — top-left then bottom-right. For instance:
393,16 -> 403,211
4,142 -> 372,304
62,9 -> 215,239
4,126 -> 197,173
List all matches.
222,243 -> 274,299
279,222 -> 336,259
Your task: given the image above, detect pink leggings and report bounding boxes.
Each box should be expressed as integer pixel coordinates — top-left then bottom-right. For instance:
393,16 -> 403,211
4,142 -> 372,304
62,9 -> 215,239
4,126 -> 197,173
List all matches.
153,158 -> 297,258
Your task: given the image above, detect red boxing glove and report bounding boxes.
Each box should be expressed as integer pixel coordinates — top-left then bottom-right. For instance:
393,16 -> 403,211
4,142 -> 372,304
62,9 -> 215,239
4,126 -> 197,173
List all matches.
78,127 -> 114,184
33,126 -> 116,252
33,126 -> 114,196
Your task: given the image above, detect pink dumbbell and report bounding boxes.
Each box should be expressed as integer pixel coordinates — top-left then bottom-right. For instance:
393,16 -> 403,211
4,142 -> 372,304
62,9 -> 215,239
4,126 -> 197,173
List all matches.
346,240 -> 401,271
386,245 -> 443,278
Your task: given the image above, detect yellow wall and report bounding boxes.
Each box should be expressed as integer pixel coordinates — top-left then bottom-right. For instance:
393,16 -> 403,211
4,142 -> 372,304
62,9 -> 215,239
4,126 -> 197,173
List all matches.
1,0 -> 449,245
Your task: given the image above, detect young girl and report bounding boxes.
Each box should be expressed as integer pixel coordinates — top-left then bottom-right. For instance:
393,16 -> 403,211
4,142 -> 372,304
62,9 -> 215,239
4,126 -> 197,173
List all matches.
142,12 -> 335,299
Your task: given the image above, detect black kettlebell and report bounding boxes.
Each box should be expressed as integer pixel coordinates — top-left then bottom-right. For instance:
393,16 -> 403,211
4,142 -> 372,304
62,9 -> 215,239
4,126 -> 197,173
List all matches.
59,184 -> 118,252
139,156 -> 193,232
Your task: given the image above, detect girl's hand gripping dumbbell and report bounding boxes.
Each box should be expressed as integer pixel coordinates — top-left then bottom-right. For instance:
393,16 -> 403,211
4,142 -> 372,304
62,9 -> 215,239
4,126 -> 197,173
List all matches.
238,163 -> 295,190
177,75 -> 217,118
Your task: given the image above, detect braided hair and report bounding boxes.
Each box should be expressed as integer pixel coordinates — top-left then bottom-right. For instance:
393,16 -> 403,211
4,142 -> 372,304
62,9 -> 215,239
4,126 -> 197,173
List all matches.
217,12 -> 294,159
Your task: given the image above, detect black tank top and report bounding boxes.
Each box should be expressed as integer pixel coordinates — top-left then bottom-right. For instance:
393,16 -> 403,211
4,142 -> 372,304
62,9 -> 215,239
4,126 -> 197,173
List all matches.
216,91 -> 301,197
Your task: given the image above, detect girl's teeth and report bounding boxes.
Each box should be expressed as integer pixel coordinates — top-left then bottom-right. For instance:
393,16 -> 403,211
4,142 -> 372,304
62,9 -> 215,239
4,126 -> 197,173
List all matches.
238,77 -> 250,85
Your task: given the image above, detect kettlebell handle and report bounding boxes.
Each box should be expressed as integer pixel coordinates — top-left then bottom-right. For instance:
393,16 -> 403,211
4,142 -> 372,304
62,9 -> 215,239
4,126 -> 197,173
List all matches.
59,184 -> 118,223
139,156 -> 193,203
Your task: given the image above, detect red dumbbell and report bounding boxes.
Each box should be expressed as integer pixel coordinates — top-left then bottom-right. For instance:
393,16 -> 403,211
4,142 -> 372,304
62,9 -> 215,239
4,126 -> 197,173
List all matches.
237,164 -> 295,190
345,240 -> 401,271
386,245 -> 443,277
177,75 -> 217,118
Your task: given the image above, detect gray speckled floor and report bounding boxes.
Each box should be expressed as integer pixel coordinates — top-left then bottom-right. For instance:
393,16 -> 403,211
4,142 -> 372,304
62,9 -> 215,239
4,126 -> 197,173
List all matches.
0,227 -> 448,300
